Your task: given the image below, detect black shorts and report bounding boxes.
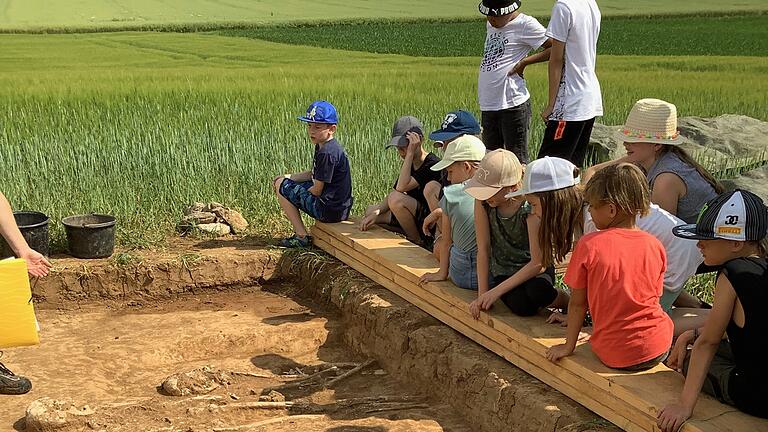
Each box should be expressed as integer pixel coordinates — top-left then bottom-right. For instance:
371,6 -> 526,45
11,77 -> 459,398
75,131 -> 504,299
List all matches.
481,100 -> 532,163
537,118 -> 596,167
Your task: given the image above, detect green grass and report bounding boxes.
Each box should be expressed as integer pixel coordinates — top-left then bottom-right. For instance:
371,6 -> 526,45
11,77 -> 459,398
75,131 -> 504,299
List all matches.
218,14 -> 768,57
0,32 -> 766,248
0,0 -> 767,32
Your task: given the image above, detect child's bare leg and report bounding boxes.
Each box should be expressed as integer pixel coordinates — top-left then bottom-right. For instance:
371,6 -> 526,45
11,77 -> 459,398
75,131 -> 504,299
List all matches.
274,178 -> 309,237
668,307 -> 710,338
432,235 -> 444,262
387,191 -> 421,243
673,291 -> 707,308
424,180 -> 442,212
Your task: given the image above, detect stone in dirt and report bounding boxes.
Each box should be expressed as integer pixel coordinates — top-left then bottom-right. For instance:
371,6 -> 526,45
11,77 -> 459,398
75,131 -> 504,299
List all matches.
259,390 -> 285,402
204,202 -> 224,212
196,223 -> 232,236
161,366 -> 233,397
25,397 -> 95,432
213,208 -> 249,234
184,202 -> 206,215
182,211 -> 217,225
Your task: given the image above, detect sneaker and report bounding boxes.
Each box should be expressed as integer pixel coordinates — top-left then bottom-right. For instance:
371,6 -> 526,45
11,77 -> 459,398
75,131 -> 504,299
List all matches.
279,234 -> 312,248
0,360 -> 32,395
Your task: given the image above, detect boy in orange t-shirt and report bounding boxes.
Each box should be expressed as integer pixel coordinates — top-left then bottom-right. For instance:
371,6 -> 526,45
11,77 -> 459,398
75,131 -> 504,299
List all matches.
546,163 -> 673,370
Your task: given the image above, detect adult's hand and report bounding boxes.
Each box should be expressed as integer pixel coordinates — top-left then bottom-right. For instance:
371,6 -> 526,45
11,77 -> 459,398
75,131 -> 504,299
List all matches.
19,248 -> 52,278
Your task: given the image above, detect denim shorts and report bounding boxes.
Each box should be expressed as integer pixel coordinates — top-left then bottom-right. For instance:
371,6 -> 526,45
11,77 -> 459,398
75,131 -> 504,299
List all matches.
448,245 -> 482,291
279,179 -> 321,220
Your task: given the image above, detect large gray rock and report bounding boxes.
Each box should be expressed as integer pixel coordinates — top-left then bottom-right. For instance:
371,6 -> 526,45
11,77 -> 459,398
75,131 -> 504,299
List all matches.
721,164 -> 768,204
589,115 -> 768,172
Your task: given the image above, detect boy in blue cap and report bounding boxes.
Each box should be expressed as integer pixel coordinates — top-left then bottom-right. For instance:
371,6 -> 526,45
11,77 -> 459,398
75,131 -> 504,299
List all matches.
272,101 -> 353,248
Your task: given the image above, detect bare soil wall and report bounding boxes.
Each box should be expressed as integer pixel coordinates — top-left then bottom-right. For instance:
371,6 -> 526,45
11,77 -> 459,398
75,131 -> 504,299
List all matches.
28,242 -> 614,432
277,251 -> 614,432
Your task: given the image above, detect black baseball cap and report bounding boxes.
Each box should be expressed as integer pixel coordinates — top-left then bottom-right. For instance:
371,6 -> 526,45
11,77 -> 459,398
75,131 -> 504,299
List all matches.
673,189 -> 768,241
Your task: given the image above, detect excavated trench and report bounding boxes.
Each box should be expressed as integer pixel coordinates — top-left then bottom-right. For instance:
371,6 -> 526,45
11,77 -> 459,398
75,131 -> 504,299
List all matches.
1,242 -> 614,432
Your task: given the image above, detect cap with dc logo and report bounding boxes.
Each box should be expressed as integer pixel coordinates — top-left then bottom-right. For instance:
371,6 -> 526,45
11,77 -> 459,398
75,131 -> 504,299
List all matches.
298,100 -> 338,125
672,189 -> 768,241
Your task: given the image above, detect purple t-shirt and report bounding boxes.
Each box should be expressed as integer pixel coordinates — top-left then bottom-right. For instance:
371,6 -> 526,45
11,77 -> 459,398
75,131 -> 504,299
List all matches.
312,138 -> 353,220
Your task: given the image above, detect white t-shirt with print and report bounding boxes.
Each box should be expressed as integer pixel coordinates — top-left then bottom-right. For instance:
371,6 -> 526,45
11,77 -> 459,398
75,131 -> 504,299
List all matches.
545,0 -> 603,121
478,14 -> 548,111
583,203 -> 703,294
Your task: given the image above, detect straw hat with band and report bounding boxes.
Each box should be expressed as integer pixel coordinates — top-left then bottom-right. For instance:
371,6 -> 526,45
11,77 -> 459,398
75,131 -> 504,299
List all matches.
506,157 -> 579,198
614,98 -> 685,146
465,149 -> 524,201
478,0 -> 521,16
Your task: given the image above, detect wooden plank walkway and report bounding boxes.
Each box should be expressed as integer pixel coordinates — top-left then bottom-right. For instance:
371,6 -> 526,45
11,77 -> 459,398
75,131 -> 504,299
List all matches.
311,220 -> 768,432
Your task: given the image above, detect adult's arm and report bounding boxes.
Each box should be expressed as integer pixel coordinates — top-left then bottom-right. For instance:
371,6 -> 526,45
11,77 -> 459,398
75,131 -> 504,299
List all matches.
0,192 -> 51,277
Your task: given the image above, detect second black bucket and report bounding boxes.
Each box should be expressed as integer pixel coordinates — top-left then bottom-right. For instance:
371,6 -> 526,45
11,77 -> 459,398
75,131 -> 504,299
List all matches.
61,214 -> 116,259
0,211 -> 50,258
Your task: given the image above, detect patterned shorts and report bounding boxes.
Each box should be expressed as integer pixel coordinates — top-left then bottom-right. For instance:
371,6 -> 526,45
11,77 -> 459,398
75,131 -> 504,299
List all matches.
279,179 -> 321,220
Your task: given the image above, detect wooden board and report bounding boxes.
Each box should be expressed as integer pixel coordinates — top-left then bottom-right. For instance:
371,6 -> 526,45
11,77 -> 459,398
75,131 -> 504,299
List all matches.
311,220 -> 768,432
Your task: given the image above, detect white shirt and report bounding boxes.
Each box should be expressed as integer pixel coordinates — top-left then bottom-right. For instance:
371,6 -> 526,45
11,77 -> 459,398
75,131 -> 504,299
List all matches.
478,15 -> 548,111
546,0 -> 603,121
583,204 -> 703,294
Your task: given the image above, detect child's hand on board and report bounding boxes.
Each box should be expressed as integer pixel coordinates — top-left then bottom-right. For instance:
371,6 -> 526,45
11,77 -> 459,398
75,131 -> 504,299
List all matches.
545,343 -> 573,362
419,271 -> 446,285
476,289 -> 501,311
546,311 -> 568,327
359,208 -> 380,231
469,299 -> 483,320
657,402 -> 693,432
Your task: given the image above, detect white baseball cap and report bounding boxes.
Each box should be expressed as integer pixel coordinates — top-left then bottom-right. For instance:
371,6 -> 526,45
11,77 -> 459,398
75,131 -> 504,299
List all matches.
506,157 -> 579,198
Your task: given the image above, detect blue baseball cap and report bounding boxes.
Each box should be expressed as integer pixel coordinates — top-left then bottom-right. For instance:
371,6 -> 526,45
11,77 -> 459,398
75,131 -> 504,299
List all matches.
429,110 -> 481,142
298,100 -> 338,124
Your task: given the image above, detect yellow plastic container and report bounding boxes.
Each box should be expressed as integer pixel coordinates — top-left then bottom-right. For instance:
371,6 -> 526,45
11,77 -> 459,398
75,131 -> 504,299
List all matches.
0,258 -> 39,348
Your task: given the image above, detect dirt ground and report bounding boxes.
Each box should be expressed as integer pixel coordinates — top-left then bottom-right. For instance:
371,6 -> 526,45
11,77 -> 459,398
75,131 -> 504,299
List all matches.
1,283 -> 472,432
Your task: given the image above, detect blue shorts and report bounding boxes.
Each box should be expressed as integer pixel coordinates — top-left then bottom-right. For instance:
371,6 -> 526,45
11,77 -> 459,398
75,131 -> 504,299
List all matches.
279,179 -> 322,220
448,245 -> 483,291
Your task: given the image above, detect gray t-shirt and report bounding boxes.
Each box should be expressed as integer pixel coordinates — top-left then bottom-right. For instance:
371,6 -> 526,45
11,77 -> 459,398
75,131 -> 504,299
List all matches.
486,201 -> 532,277
440,183 -> 477,253
646,151 -> 718,224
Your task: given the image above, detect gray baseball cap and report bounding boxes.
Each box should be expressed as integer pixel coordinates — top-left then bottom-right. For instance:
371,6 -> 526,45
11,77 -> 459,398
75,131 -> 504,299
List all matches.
387,116 -> 424,148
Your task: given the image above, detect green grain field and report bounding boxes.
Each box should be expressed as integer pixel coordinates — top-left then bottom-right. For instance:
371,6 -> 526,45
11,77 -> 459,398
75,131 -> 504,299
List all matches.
1,0 -> 767,31
1,31 -> 766,249
219,14 -> 768,57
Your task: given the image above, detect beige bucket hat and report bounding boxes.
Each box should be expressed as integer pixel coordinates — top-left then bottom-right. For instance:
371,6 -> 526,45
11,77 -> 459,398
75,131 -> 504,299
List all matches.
464,149 -> 523,201
614,98 -> 686,146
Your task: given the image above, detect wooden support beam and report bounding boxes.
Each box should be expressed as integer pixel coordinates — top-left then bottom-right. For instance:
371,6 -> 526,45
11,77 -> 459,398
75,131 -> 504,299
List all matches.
311,221 -> 767,432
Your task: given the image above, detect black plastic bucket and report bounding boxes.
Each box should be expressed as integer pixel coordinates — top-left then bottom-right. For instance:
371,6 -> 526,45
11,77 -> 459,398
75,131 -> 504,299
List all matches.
61,214 -> 116,259
0,211 -> 50,258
